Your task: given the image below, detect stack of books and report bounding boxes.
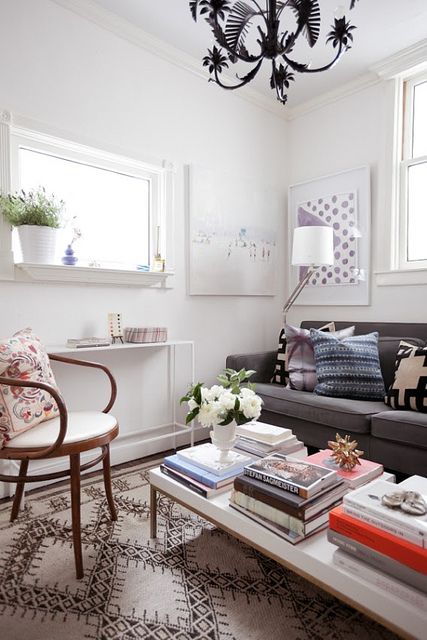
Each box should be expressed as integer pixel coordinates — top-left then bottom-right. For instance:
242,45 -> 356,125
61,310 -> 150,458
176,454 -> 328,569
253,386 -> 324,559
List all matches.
161,443 -> 251,498
328,475 -> 427,604
233,422 -> 307,459
304,449 -> 384,489
230,454 -> 347,544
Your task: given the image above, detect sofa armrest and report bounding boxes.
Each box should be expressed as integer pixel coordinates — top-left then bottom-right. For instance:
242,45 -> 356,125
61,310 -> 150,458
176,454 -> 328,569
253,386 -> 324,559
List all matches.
226,351 -> 276,383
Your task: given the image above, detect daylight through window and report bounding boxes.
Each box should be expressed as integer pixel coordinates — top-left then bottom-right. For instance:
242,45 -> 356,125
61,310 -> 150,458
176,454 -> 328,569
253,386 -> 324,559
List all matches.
401,73 -> 427,266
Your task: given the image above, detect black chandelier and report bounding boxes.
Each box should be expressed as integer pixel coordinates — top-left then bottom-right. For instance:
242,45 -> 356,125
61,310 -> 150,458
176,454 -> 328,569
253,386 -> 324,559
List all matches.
190,1 -> 360,105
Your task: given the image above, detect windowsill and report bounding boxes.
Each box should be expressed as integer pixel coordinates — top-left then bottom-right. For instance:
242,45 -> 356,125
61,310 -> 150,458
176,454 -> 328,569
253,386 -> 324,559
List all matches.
375,268 -> 427,286
14,263 -> 174,287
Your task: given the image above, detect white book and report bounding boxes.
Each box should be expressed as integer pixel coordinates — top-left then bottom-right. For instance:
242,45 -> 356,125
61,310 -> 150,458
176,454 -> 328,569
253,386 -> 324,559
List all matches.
176,443 -> 251,477
343,504 -> 423,547
235,422 -> 293,445
333,549 -> 427,611
343,477 -> 427,546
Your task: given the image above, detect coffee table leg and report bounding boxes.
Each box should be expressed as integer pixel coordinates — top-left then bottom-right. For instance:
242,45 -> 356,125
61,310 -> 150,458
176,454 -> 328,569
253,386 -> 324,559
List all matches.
150,485 -> 157,538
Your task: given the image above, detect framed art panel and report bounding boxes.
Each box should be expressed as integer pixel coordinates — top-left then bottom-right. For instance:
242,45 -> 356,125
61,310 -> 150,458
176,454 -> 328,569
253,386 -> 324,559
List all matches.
288,166 -> 371,306
187,165 -> 279,296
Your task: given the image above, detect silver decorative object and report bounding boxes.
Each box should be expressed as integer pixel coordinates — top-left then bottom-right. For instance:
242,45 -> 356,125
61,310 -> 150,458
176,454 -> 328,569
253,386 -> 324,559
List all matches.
381,490 -> 427,516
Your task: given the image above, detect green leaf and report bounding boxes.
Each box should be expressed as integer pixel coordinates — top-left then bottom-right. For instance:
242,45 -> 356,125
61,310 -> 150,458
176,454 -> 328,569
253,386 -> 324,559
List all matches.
185,407 -> 199,424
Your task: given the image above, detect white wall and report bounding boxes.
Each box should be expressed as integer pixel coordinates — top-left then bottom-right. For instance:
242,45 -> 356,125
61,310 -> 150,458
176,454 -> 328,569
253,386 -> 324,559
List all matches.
287,81 -> 427,327
0,0 -> 288,483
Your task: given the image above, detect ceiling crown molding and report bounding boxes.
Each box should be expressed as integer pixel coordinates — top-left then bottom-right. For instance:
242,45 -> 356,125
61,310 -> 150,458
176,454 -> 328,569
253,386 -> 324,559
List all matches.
51,0 -> 286,119
371,39 -> 427,79
286,72 -> 380,120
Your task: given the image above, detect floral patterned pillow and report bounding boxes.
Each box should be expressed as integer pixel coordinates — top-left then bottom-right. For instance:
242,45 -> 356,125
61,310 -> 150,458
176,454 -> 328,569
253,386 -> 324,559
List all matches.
0,329 -> 59,448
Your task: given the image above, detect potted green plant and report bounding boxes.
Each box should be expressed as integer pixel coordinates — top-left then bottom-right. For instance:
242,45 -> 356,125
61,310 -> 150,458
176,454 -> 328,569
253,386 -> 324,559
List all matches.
0,187 -> 64,264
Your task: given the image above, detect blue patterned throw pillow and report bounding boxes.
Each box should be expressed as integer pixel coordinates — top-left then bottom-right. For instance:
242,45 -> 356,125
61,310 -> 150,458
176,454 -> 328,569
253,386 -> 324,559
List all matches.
310,330 -> 385,400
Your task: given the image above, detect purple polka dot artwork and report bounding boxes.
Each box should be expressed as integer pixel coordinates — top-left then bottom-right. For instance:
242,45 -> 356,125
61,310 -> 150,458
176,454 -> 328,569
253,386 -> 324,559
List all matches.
297,190 -> 359,287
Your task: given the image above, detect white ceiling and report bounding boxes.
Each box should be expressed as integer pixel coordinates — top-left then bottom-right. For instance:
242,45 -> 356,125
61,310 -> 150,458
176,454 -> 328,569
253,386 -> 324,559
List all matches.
90,0 -> 427,107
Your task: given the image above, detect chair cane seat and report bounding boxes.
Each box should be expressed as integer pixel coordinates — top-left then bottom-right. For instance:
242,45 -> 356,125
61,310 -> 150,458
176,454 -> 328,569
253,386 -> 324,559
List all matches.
4,411 -> 117,449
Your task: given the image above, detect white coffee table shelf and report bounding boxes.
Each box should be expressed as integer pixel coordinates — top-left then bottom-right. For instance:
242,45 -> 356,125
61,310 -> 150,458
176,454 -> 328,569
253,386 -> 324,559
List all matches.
149,467 -> 426,640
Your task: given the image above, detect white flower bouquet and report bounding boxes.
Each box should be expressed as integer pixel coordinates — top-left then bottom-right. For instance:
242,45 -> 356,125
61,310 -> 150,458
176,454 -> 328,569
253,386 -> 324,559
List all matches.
180,368 -> 263,428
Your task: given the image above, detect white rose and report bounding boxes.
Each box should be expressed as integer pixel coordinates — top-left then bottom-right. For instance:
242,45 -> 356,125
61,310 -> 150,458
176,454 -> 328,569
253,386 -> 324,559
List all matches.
202,385 -> 225,402
198,401 -> 223,427
219,391 -> 237,411
209,385 -> 225,400
240,387 -> 255,398
240,394 -> 263,420
188,398 -> 198,411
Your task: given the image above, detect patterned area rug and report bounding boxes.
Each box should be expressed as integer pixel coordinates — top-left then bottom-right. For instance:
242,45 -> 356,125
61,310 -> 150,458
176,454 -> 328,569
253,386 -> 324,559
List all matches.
0,460 -> 398,640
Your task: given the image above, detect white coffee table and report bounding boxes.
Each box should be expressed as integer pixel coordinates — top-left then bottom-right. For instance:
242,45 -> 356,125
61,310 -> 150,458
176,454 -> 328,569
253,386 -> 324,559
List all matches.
149,467 -> 426,640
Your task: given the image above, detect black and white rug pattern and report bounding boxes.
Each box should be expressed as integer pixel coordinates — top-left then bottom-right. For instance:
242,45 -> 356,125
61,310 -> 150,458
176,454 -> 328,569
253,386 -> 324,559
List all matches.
0,460 -> 398,640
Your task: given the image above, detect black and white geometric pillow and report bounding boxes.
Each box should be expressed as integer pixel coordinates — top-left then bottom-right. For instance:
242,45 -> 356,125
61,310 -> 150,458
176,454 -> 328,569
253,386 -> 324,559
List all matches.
385,341 -> 427,412
271,328 -> 289,385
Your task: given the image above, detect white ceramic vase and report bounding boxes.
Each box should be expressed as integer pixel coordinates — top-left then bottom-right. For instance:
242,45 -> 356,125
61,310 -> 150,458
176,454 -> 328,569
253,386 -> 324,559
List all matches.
17,225 -> 58,264
210,420 -> 237,463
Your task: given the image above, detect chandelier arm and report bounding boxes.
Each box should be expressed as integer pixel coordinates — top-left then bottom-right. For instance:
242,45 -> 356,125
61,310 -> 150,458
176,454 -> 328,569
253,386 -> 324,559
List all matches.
282,44 -> 343,74
208,9 -> 267,64
212,59 -> 263,90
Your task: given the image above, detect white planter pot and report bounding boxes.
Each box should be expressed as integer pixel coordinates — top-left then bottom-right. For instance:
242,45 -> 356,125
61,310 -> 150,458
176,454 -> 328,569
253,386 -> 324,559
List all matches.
17,225 -> 58,264
210,420 -> 237,464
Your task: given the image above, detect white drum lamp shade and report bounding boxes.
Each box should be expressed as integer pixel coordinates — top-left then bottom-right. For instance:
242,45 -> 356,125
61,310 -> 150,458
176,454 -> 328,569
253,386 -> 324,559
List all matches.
292,226 -> 334,266
283,225 -> 334,319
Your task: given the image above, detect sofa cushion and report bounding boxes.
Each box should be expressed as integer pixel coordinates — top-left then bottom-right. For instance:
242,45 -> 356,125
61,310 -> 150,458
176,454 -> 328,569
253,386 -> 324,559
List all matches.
271,321 -> 335,387
378,337 -> 425,390
310,330 -> 385,400
286,323 -> 354,392
371,410 -> 427,449
255,383 -> 387,434
384,342 -> 427,413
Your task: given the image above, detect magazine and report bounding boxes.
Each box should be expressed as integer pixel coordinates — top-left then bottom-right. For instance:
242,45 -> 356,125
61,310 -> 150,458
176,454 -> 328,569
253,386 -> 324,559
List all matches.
67,337 -> 111,348
243,453 -> 337,499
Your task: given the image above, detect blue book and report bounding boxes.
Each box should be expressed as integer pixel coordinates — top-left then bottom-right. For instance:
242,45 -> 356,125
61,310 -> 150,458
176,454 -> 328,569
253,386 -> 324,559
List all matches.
164,454 -> 241,489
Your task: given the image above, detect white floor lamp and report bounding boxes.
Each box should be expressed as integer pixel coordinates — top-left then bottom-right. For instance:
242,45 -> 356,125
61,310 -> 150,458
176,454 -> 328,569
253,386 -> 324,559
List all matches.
283,226 -> 334,321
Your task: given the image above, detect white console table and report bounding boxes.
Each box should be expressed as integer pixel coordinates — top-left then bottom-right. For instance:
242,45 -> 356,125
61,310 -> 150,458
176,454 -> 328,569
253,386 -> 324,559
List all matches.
47,339 -> 196,448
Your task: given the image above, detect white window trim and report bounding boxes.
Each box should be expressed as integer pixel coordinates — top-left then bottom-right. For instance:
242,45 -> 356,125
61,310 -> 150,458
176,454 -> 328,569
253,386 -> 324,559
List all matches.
0,111 -> 175,287
398,70 -> 427,271
375,69 -> 427,287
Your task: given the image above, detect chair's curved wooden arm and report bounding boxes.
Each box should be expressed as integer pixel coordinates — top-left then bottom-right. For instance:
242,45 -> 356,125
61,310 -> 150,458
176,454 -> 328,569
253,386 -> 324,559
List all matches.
0,376 -> 68,460
48,354 -> 117,413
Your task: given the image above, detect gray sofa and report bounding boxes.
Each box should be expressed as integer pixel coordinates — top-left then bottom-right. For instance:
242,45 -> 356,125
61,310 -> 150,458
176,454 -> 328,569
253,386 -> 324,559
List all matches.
226,321 -> 427,477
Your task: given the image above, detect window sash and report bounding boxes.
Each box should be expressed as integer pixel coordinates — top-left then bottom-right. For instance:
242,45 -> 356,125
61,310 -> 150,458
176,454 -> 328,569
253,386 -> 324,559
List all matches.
399,71 -> 427,269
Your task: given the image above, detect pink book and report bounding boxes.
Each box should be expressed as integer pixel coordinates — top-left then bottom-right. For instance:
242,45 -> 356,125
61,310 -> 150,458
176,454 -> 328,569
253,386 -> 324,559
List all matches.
304,450 -> 383,489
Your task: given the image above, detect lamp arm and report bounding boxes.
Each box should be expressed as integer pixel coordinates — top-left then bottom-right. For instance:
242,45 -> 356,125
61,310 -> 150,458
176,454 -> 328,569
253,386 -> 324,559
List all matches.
283,265 -> 317,321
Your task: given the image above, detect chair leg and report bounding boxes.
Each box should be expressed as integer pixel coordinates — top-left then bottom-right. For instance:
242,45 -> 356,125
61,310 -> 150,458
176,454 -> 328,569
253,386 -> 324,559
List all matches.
102,444 -> 117,521
10,459 -> 29,522
70,453 -> 84,579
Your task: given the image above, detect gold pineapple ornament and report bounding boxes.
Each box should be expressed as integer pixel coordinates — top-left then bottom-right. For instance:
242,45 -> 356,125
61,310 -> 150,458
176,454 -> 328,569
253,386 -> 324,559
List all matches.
327,433 -> 364,471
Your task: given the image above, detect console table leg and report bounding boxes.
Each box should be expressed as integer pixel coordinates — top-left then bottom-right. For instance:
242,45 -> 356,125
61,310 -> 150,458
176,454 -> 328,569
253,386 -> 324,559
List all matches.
150,485 -> 157,538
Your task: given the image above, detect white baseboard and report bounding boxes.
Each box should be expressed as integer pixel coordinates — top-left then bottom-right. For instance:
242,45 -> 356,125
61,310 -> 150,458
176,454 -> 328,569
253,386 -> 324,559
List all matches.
0,423 -> 207,499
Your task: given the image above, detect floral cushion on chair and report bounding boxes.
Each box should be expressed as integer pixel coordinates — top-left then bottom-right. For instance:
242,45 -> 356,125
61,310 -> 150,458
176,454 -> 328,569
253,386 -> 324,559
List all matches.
0,329 -> 59,448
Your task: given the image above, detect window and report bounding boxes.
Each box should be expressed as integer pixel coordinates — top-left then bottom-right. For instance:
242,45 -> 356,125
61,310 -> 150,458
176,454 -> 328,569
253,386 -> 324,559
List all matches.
399,72 -> 427,269
8,127 -> 170,277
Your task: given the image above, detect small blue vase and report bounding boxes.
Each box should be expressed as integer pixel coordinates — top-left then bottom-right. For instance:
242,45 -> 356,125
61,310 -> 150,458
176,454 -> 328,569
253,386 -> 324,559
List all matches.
62,244 -> 78,266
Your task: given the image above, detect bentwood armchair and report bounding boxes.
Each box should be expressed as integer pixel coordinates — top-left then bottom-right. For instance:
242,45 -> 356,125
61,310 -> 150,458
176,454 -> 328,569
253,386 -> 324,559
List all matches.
0,354 -> 119,579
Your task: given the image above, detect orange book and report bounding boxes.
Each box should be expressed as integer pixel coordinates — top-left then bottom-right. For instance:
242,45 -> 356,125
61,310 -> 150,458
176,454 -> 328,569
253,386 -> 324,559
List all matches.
329,506 -> 427,575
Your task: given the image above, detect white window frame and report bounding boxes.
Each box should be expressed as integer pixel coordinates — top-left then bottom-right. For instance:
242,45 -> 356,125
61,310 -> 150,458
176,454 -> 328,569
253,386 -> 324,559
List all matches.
398,70 -> 427,271
0,111 -> 175,287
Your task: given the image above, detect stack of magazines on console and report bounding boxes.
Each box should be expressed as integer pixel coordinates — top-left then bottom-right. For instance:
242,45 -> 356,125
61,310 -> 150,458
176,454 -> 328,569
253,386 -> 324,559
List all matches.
161,443 -> 251,498
230,454 -> 347,544
328,475 -> 427,607
233,422 -> 307,459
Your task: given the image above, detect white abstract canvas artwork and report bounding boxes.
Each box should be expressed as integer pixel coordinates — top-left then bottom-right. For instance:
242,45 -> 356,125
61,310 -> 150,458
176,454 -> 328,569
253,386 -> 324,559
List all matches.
188,165 -> 278,296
